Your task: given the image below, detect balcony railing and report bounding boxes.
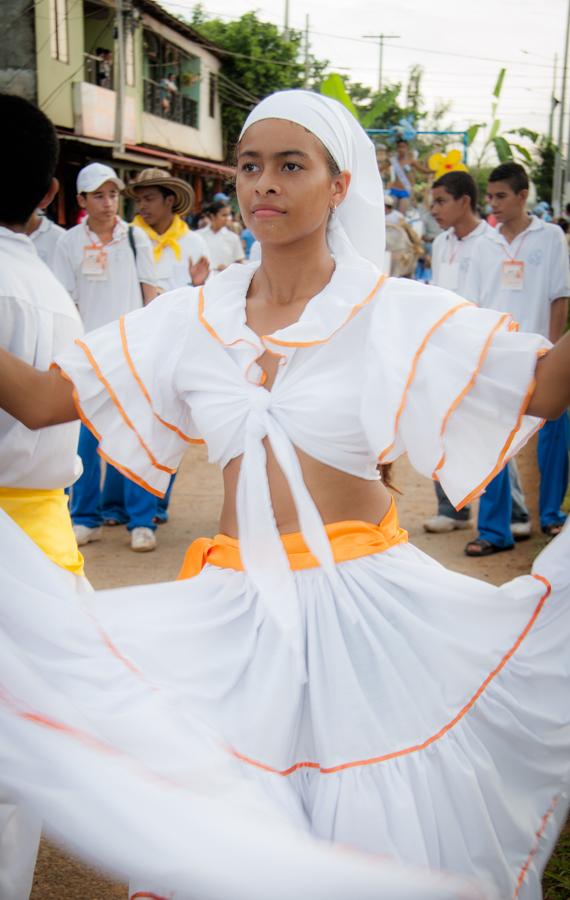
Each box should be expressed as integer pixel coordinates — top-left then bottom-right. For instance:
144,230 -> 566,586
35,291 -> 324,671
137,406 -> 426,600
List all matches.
143,78 -> 198,128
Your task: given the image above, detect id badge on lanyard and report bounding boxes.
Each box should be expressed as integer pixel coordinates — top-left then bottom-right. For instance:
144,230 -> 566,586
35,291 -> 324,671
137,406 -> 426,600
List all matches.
82,246 -> 109,281
501,260 -> 524,291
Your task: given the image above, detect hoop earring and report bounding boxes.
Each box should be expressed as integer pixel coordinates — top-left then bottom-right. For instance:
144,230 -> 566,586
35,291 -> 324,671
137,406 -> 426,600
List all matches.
330,205 -> 336,216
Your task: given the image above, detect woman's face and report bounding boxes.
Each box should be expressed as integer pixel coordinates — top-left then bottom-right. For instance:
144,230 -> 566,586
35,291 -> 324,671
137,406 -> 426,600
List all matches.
236,118 -> 349,250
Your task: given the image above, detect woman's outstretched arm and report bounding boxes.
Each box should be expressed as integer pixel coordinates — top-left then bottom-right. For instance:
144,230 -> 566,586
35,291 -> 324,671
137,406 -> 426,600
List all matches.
528,331 -> 570,419
0,348 -> 77,429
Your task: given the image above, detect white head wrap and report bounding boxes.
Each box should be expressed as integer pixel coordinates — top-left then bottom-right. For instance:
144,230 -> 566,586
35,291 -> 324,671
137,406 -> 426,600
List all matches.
239,90 -> 385,269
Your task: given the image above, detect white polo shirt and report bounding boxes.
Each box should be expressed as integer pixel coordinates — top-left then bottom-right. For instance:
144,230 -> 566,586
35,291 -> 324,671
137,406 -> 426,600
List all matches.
431,220 -> 491,295
199,225 -> 245,270
151,229 -> 211,292
463,216 -> 570,337
0,227 -> 83,488
30,215 -> 65,271
53,218 -> 157,332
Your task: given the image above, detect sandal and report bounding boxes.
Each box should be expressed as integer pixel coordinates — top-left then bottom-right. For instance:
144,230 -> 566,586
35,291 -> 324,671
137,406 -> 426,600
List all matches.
464,538 -> 514,557
541,523 -> 564,539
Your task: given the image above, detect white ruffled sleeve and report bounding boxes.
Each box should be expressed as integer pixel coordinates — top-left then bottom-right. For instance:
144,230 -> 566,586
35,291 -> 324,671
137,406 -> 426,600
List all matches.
55,290 -> 203,497
362,278 -> 550,509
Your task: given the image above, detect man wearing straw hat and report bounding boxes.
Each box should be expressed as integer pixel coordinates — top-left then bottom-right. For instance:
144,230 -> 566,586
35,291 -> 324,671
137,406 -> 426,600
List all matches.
127,168 -> 210,293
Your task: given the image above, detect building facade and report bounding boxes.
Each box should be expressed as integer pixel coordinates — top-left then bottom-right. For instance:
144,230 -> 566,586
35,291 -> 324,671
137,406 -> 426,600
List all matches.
1,0 -> 234,224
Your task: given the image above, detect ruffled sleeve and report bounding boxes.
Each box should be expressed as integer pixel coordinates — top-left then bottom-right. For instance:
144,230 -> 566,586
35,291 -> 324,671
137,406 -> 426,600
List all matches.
361,278 -> 550,509
55,290 -> 203,497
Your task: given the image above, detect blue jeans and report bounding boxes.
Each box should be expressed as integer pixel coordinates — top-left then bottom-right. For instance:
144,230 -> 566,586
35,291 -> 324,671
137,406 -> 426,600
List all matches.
71,424 -> 157,531
435,460 -> 529,524
477,412 -> 569,545
154,473 -> 176,524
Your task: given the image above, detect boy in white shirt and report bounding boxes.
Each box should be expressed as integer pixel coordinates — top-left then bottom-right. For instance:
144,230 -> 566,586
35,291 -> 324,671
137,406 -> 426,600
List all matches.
0,91 -> 85,900
199,200 -> 245,271
54,163 -> 161,552
127,167 -> 211,522
26,204 -> 65,271
463,162 -> 570,555
423,171 -> 530,537
127,167 -> 210,293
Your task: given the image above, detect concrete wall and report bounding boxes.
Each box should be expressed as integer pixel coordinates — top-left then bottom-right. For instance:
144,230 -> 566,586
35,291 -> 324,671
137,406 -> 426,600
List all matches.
35,0 -> 85,129
0,0 -> 37,101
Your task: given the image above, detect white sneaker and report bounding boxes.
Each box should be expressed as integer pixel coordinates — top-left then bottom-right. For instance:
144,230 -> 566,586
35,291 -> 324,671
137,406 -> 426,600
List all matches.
130,527 -> 157,552
511,521 -> 532,540
73,524 -> 103,546
423,515 -> 472,534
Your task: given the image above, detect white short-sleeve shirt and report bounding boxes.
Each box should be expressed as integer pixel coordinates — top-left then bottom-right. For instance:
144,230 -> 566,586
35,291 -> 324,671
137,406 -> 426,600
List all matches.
431,220 -> 491,297
30,215 -> 66,271
53,218 -> 158,332
151,229 -> 211,292
462,216 -> 570,337
199,225 -> 245,270
0,227 -> 83,489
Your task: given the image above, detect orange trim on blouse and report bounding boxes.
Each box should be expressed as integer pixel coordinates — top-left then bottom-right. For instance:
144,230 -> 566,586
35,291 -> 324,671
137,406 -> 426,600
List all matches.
264,273 -> 389,349
118,316 -> 204,446
431,313 -> 511,479
228,573 -> 551,776
378,301 -> 472,463
177,499 -> 408,579
74,337 -> 176,476
59,368 -> 165,498
130,894 -> 171,900
455,351 -> 547,511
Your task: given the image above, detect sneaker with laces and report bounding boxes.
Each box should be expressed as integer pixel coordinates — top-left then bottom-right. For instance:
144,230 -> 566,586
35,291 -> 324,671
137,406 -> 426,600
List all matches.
72,524 -> 103,546
423,515 -> 472,534
130,526 -> 157,552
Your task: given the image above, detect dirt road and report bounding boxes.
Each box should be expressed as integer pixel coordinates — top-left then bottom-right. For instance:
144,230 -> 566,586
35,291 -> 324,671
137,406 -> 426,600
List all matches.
31,439 -> 548,899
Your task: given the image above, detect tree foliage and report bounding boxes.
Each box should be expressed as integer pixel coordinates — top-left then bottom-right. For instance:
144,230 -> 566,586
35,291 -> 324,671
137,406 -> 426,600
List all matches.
189,4 -> 327,154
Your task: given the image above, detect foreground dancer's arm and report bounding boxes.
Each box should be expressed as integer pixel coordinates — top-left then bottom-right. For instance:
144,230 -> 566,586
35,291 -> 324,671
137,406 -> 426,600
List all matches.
0,323 -> 569,430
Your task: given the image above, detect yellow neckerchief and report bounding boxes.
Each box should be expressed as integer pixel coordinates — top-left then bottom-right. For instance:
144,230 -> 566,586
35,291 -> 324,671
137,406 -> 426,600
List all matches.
132,214 -> 189,262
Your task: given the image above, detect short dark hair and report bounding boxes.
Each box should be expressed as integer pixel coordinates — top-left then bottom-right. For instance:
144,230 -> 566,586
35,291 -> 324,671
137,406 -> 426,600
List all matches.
206,200 -> 229,216
433,171 -> 478,212
488,162 -> 529,194
0,93 -> 59,225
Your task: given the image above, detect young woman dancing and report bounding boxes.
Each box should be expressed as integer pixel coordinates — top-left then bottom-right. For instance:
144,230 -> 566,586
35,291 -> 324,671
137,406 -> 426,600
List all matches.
0,90 -> 569,900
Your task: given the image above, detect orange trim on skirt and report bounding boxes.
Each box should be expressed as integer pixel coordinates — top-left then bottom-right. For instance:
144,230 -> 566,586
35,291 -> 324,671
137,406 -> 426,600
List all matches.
177,499 -> 408,579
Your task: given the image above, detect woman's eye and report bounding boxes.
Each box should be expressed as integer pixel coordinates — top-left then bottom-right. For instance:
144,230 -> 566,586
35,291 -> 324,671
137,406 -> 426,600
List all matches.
240,162 -> 258,173
283,162 -> 302,172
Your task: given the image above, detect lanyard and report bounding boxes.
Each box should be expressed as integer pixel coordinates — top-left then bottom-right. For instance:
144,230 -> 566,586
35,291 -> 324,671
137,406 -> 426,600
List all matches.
499,227 -> 530,261
83,218 -> 124,251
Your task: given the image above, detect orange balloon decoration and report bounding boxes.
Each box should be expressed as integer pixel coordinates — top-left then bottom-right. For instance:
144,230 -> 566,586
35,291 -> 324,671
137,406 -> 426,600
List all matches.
428,149 -> 468,180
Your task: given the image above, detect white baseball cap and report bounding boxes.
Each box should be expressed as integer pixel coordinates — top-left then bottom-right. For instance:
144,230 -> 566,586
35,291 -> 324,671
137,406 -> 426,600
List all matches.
77,162 -> 125,194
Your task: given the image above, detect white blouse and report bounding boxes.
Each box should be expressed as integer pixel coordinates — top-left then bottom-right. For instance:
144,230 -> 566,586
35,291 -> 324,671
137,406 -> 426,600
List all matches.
56,256 -> 548,657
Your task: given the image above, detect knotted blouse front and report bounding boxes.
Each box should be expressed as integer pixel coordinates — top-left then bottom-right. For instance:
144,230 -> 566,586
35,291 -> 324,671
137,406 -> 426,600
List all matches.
57,255 -> 548,659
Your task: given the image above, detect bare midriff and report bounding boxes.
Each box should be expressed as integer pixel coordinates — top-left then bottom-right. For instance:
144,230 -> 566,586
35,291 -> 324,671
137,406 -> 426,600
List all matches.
220,444 -> 392,538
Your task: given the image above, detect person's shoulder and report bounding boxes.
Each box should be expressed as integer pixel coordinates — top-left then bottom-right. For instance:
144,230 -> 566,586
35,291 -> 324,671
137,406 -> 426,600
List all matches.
130,224 -> 153,250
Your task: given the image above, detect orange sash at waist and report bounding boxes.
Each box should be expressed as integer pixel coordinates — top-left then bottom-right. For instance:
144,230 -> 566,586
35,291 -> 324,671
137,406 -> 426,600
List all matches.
178,499 -> 408,579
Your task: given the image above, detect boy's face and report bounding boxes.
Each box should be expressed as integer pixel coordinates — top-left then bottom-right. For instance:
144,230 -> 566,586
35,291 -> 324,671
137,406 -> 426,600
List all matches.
134,186 -> 173,228
77,180 -> 119,222
486,180 -> 528,224
430,186 -> 467,229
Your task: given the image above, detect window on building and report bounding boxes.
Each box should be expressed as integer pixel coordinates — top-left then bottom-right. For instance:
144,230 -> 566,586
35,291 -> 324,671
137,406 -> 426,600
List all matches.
143,29 -> 200,128
125,27 -> 135,87
49,0 -> 69,63
209,73 -> 217,118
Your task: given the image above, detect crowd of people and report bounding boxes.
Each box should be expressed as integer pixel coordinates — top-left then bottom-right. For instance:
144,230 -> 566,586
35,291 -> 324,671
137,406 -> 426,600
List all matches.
0,88 -> 569,900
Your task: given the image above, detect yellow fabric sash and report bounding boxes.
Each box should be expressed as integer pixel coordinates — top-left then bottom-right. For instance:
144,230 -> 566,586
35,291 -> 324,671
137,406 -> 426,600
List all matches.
178,499 -> 407,579
132,214 -> 189,262
0,487 -> 84,576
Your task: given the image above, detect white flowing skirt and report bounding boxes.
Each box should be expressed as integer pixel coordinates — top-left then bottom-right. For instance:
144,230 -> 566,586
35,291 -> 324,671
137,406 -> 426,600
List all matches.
0,509 -> 568,900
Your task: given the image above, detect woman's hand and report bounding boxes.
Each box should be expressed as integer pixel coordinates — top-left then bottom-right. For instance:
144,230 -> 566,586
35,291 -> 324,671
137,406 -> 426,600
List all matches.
189,255 -> 210,286
0,349 -> 77,429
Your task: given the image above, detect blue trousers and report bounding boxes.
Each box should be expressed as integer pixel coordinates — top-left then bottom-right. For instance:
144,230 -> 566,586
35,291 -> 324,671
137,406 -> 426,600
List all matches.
71,425 -> 157,531
155,473 -> 176,524
478,412 -> 569,547
436,460 -> 529,523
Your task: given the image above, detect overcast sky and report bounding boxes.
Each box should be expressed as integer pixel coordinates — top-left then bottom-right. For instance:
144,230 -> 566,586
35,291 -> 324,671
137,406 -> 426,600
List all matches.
162,0 -> 567,157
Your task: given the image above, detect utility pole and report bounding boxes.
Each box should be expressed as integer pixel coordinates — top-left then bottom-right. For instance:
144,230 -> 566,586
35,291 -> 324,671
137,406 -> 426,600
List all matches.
114,0 -> 126,154
303,14 -> 310,87
363,33 -> 400,94
549,53 -> 558,142
284,0 -> 290,40
553,0 -> 570,215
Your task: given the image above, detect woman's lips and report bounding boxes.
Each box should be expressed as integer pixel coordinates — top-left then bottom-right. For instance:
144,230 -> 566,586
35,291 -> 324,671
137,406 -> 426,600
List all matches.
252,207 -> 286,218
